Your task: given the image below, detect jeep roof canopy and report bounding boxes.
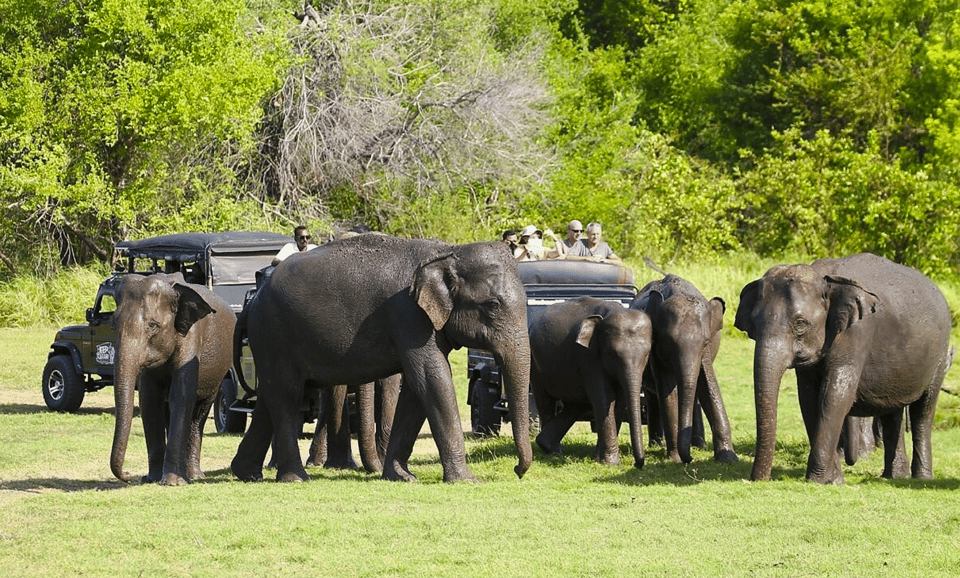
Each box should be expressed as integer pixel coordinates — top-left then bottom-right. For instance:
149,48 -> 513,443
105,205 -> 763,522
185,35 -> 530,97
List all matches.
115,231 -> 290,312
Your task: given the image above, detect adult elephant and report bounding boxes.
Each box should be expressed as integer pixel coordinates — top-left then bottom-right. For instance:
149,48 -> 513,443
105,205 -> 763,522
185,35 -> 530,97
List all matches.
306,374 -> 402,473
735,253 -> 953,483
529,296 -> 652,468
631,275 -> 738,464
111,273 -> 235,485
231,235 -> 532,483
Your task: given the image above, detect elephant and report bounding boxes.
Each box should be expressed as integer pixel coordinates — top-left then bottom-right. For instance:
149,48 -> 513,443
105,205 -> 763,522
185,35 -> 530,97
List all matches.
734,253 -> 953,483
306,374 -> 402,473
111,273 -> 236,485
631,274 -> 738,464
529,296 -> 652,468
231,234 -> 532,483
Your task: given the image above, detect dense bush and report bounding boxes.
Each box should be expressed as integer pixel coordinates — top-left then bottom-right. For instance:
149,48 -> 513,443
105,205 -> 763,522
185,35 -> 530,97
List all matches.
0,0 -> 958,282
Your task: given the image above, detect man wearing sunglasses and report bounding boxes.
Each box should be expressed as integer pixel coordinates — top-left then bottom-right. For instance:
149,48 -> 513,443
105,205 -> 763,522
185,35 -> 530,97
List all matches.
546,220 -> 583,259
272,225 -> 318,266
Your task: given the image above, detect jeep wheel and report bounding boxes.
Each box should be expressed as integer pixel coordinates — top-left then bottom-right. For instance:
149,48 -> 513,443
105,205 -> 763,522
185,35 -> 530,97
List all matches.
42,355 -> 85,412
470,378 -> 501,436
214,376 -> 247,433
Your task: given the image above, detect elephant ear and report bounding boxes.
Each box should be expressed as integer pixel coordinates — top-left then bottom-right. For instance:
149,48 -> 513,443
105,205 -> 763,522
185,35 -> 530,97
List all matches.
413,254 -> 456,331
172,283 -> 216,336
708,296 -> 725,335
824,275 -> 881,342
734,280 -> 760,337
575,315 -> 603,349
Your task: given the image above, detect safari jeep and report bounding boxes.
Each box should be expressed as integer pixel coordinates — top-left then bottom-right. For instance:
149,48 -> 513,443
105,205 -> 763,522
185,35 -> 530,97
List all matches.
467,259 -> 639,435
41,231 -> 290,434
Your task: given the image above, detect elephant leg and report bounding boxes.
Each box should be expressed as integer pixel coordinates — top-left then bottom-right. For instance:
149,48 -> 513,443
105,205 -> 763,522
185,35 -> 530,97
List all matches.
382,384 -> 426,482
795,367 -> 821,448
536,400 -> 586,456
697,360 -> 738,463
232,398 -> 275,482
322,385 -> 358,470
691,400 -> 706,449
356,381 -> 382,474
908,366 -> 945,479
402,353 -> 477,483
531,374 -> 565,455
138,375 -> 167,483
306,389 -> 327,467
160,361 -> 201,486
376,374 -> 401,465
806,365 -> 861,485
879,410 -> 909,478
185,391 -> 216,481
584,379 -> 620,466
652,362 -> 682,463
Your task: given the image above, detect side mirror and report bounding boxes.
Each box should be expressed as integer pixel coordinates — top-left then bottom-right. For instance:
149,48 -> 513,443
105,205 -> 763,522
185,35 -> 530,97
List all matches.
86,308 -> 95,323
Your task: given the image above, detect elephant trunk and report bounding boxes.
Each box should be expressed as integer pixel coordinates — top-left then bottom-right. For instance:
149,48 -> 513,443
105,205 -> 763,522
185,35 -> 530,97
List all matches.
751,343 -> 789,481
621,363 -> 647,469
111,347 -> 138,483
496,333 -> 533,479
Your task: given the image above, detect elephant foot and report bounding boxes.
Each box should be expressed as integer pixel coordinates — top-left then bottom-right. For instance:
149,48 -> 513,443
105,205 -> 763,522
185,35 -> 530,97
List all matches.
231,457 -> 265,482
159,473 -> 190,486
323,457 -> 359,470
382,461 -> 417,482
141,470 -> 162,484
593,446 -> 622,466
276,470 -> 309,483
806,464 -> 844,485
714,449 -> 739,463
441,466 -> 479,484
535,433 -> 562,456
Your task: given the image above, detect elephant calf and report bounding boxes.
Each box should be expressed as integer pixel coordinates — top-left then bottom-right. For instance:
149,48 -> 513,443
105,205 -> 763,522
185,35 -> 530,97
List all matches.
111,273 -> 235,485
631,274 -> 738,465
530,296 -> 652,468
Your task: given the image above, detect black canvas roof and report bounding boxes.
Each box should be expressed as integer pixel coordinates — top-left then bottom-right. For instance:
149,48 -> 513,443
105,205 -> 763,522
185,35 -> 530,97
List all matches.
517,259 -> 635,287
115,231 -> 290,261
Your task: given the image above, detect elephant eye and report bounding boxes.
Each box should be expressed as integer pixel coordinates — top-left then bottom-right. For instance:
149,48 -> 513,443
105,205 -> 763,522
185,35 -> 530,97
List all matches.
147,320 -> 161,333
792,317 -> 811,337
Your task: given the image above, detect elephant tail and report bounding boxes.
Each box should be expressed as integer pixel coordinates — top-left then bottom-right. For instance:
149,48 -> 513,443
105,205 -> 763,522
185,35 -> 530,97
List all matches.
233,306 -> 253,396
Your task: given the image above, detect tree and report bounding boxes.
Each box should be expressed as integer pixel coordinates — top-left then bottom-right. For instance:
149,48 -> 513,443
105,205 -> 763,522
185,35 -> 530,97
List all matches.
0,0 -> 285,273
248,0 -> 556,240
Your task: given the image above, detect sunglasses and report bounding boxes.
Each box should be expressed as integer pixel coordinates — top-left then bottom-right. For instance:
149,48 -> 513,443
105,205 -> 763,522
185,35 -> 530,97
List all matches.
569,229 -> 583,233
297,235 -> 311,240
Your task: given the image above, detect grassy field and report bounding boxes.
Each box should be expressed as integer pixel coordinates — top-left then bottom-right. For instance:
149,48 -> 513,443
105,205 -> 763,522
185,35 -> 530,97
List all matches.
2,322 -> 960,577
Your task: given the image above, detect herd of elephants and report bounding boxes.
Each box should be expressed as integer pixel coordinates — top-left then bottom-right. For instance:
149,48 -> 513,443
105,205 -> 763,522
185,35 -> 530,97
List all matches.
106,234 -> 954,487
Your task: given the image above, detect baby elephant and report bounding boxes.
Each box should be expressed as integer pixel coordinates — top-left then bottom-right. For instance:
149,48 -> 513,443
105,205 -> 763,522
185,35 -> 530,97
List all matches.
111,273 -> 235,485
530,296 -> 652,468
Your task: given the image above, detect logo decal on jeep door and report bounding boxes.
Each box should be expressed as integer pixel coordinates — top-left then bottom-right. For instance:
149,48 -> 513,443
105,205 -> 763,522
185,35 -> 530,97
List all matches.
96,342 -> 115,365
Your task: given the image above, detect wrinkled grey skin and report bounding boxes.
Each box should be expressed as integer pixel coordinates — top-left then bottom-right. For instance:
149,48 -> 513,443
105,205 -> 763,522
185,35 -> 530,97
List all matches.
631,275 -> 738,464
529,296 -> 652,468
231,235 -> 532,483
735,253 -> 952,483
111,274 -> 235,485
306,374 -> 401,473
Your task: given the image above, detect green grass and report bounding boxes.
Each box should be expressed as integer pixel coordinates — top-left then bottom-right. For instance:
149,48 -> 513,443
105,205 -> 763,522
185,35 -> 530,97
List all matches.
2,254 -> 960,576
3,324 -> 960,577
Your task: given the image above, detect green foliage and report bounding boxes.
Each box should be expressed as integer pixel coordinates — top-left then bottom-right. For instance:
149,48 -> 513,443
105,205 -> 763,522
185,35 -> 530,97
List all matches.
737,129 -> 960,276
0,266 -> 108,327
0,0 -> 287,272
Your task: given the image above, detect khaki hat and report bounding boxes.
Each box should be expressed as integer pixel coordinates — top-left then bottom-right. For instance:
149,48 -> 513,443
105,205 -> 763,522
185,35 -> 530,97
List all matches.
519,225 -> 542,238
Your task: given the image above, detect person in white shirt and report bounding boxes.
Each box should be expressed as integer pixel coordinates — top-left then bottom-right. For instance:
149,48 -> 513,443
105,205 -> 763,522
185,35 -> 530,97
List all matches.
272,225 -> 318,265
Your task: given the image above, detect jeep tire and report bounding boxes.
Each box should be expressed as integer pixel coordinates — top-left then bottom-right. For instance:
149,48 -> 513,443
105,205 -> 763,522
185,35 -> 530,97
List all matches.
42,355 -> 85,412
214,376 -> 246,434
470,378 -> 501,436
